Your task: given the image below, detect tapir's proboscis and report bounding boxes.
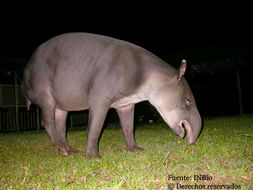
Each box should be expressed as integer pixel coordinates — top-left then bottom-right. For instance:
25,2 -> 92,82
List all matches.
22,33 -> 202,158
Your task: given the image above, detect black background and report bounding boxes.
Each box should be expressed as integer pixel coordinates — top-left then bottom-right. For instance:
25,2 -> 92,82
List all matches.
0,4 -> 252,117
1,4 -> 251,58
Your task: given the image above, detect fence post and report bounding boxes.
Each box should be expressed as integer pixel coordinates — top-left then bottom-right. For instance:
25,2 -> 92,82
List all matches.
20,112 -> 23,130
14,72 -> 20,131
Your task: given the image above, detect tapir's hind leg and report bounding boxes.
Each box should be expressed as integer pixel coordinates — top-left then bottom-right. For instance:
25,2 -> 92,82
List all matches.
116,105 -> 144,152
55,108 -> 79,154
41,106 -> 73,156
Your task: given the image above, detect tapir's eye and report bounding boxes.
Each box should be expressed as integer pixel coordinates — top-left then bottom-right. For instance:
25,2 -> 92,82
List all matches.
185,98 -> 190,106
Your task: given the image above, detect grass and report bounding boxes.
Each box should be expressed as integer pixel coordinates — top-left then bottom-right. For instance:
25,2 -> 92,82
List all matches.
0,116 -> 253,189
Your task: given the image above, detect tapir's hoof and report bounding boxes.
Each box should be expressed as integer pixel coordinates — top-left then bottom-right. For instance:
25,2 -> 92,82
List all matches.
54,144 -> 78,156
85,151 -> 101,159
70,148 -> 80,154
54,146 -> 70,156
128,146 -> 144,152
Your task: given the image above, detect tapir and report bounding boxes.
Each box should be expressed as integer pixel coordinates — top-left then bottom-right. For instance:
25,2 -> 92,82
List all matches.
22,33 -> 202,158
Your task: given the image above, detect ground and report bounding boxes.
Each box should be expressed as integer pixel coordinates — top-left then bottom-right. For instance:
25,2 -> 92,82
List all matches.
0,116 -> 252,189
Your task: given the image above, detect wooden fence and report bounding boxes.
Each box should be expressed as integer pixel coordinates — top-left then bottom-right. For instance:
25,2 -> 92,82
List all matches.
69,112 -> 88,128
0,111 -> 38,132
0,111 -> 89,132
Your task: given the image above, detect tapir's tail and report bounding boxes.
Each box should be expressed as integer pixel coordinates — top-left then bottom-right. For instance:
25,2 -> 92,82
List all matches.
21,81 -> 32,111
26,100 -> 31,111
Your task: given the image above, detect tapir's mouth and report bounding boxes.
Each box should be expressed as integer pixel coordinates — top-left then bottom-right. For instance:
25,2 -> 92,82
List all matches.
179,120 -> 193,144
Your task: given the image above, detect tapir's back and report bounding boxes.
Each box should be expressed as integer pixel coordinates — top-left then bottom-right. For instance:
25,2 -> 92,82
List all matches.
26,32 -> 174,78
37,33 -> 142,60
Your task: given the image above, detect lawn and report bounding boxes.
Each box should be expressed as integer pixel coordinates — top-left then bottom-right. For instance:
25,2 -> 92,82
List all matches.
0,116 -> 252,189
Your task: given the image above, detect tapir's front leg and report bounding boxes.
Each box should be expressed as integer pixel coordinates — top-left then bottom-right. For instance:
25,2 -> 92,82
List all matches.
116,105 -> 144,152
85,100 -> 110,158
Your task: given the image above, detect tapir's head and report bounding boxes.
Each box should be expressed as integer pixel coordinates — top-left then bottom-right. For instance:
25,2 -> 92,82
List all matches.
150,60 -> 202,145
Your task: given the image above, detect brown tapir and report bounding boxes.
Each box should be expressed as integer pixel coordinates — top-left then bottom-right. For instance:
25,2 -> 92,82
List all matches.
22,33 -> 201,158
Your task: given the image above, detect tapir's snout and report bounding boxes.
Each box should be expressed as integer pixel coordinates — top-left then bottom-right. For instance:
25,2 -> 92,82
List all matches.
181,110 -> 202,145
172,122 -> 185,139
176,119 -> 201,145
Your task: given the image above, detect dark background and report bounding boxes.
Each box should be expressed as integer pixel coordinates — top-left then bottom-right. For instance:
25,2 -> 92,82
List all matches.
0,5 -> 252,117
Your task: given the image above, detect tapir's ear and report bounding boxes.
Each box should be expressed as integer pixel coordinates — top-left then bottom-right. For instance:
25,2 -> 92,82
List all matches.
177,59 -> 187,81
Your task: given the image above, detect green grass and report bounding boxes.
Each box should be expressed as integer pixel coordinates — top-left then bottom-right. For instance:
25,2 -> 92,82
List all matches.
0,116 -> 253,189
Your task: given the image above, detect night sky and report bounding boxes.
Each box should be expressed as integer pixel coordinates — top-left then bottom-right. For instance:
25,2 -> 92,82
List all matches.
0,6 -> 251,59
0,5 -> 252,116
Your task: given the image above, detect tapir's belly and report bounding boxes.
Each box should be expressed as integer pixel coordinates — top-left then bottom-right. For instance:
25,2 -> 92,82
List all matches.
53,82 -> 89,111
55,95 -> 89,111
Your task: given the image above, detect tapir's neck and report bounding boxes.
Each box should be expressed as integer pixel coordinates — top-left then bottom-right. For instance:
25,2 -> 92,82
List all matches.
111,57 -> 176,109
144,55 -> 177,95
145,71 -> 176,104
111,81 -> 151,109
